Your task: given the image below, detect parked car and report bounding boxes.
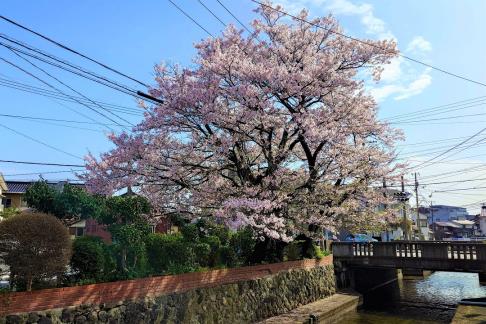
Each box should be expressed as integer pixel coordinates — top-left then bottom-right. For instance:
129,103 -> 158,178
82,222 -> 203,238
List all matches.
344,234 -> 378,243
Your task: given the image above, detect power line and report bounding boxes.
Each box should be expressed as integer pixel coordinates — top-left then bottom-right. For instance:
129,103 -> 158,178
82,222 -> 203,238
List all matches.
6,49 -> 135,127
167,0 -> 214,37
0,113 -> 128,126
0,41 -> 156,105
385,96 -> 486,121
0,56 -> 126,130
389,105 -> 486,125
0,124 -> 83,160
216,0 -> 252,34
2,169 -> 85,177
198,0 -> 226,27
408,127 -> 486,170
0,77 -> 144,115
0,15 -> 149,88
0,34 -> 139,94
0,159 -> 85,167
434,186 -> 486,193
251,0 -> 486,88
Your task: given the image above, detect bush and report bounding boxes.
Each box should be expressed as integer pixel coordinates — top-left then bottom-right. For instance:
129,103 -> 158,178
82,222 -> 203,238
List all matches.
194,242 -> 211,267
180,223 -> 200,242
217,245 -> 238,267
283,241 -> 303,261
0,213 -> 71,291
70,236 -> 115,282
145,233 -> 196,274
229,227 -> 256,265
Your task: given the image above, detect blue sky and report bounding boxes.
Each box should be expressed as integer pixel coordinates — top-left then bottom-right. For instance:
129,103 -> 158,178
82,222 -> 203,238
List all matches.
1,0 -> 485,213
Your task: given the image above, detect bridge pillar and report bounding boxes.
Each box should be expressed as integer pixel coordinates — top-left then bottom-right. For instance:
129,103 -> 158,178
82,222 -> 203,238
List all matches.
401,268 -> 432,279
479,273 -> 486,284
335,266 -> 398,293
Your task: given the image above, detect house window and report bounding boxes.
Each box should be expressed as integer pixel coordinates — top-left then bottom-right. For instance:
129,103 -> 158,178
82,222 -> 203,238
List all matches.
76,227 -> 84,236
5,198 -> 11,208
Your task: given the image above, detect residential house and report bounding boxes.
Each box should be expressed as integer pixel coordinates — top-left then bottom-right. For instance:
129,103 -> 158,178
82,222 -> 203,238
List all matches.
478,204 -> 486,236
1,180 -> 85,211
1,181 -> 31,210
432,219 -> 475,240
432,221 -> 461,240
411,208 -> 431,240
428,205 -> 469,223
0,173 -> 7,214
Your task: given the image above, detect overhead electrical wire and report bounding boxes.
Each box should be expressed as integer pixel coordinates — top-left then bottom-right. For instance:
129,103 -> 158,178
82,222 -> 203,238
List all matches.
0,56 -> 121,131
167,0 -> 214,37
0,34 -> 139,94
385,96 -> 486,121
407,127 -> 486,170
0,113 -> 128,126
0,16 -> 165,106
0,159 -> 85,167
6,48 -> 135,127
251,0 -> 486,88
0,124 -> 83,160
2,169 -> 85,177
0,78 -> 144,116
0,41 -> 157,106
0,15 -> 149,88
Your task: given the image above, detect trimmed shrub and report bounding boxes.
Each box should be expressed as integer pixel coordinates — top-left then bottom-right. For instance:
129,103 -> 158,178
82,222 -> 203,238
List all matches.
229,227 -> 256,265
0,213 -> 71,291
70,236 -> 115,282
283,241 -> 303,261
145,233 -> 196,274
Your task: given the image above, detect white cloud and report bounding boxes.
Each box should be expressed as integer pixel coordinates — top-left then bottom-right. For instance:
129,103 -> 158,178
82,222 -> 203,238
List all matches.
370,68 -> 432,102
394,69 -> 432,100
275,0 -> 433,101
407,36 -> 432,54
380,57 -> 403,83
325,0 -> 395,40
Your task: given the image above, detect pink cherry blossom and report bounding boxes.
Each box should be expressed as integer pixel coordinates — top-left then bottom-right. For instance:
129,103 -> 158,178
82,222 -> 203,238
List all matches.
82,2 -> 403,241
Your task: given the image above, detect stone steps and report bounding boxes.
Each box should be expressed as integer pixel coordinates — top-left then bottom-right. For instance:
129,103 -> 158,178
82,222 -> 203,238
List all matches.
257,291 -> 362,324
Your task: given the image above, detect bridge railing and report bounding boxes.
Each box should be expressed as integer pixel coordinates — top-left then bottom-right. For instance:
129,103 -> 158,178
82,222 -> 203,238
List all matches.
333,241 -> 486,261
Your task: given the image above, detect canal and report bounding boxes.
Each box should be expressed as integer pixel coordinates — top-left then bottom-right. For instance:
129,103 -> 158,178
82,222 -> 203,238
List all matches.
340,271 -> 486,323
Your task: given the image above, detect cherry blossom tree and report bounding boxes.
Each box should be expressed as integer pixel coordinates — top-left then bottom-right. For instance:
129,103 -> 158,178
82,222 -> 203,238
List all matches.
83,3 -> 403,241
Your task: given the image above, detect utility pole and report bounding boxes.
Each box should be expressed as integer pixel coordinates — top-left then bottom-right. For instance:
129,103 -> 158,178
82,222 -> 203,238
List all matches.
414,173 -> 420,241
401,175 -> 409,240
430,201 -> 434,240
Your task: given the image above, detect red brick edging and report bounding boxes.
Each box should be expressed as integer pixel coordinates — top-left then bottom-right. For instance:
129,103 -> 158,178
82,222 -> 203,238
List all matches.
0,256 -> 332,315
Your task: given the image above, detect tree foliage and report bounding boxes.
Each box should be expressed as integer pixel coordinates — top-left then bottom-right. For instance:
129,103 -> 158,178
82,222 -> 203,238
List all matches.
0,213 -> 72,291
24,181 -> 57,215
84,3 -> 402,241
25,181 -> 104,221
70,236 -> 115,282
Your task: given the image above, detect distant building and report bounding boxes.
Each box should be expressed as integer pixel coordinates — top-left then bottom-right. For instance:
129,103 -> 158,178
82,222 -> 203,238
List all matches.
432,219 -> 475,240
0,180 -> 84,211
427,205 -> 469,223
411,209 -> 431,240
0,173 -> 7,214
479,204 -> 486,236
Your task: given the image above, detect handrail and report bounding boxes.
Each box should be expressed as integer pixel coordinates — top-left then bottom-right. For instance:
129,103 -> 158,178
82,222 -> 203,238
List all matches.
332,241 -> 486,261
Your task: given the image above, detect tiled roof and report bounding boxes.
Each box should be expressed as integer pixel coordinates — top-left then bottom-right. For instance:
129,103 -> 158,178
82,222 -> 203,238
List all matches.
5,181 -> 32,193
434,221 -> 461,228
5,181 -> 85,193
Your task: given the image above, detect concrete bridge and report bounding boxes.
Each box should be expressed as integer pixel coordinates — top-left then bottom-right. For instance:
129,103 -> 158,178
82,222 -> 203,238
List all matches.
332,241 -> 486,290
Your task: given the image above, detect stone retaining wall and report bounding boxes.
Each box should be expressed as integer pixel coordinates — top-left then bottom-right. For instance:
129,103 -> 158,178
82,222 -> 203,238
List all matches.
0,256 -> 335,323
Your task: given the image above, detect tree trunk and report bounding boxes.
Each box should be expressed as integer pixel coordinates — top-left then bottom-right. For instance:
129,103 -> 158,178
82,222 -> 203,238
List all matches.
121,248 -> 127,271
26,274 -> 33,292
